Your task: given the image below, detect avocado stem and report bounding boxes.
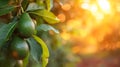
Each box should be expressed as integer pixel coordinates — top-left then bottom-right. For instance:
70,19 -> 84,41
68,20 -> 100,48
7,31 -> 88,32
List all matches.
21,7 -> 25,13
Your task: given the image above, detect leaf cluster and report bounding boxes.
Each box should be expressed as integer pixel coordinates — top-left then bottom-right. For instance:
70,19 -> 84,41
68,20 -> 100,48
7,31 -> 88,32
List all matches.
0,0 -> 60,67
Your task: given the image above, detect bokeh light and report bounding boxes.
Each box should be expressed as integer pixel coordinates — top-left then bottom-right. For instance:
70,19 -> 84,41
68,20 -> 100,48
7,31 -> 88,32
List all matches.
57,0 -> 120,55
50,0 -> 120,67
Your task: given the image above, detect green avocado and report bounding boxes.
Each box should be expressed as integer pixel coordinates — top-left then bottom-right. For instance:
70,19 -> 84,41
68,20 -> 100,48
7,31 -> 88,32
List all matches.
17,13 -> 36,38
10,36 -> 29,60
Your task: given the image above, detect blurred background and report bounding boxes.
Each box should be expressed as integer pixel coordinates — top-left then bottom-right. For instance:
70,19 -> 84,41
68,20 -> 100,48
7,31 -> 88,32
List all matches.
40,0 -> 120,67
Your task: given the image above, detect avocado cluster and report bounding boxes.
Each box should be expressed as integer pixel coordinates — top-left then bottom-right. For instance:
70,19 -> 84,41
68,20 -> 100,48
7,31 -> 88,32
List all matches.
8,13 -> 36,67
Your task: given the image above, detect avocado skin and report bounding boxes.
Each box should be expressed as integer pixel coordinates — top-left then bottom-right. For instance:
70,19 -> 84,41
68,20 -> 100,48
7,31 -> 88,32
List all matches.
17,13 -> 36,38
10,36 -> 29,60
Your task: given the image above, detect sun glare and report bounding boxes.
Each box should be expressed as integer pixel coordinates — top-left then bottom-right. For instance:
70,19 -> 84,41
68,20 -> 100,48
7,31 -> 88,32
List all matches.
60,0 -> 120,55
89,4 -> 98,13
80,0 -> 112,23
81,3 -> 90,10
97,0 -> 111,14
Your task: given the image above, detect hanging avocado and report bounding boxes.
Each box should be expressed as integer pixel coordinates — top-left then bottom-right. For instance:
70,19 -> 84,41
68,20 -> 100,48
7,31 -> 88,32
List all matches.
9,36 -> 29,60
17,13 -> 36,38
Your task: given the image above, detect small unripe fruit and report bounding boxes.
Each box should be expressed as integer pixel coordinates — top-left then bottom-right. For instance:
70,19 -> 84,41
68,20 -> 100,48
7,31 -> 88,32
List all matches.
9,36 -> 29,60
17,13 -> 36,38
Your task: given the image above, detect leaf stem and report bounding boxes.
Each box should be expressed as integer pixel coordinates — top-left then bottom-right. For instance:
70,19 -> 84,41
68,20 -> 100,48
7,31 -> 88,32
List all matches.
21,7 -> 25,13
16,0 -> 24,16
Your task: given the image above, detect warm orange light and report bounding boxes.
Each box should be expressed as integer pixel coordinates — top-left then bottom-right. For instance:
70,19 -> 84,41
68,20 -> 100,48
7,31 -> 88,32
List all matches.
72,46 -> 81,54
57,13 -> 66,22
81,0 -> 112,22
61,32 -> 70,40
61,3 -> 71,11
116,4 -> 120,12
60,0 -> 120,54
82,45 -> 97,54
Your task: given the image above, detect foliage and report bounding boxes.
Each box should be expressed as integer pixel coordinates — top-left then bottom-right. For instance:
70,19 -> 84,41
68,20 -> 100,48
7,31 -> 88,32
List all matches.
0,0 -> 59,67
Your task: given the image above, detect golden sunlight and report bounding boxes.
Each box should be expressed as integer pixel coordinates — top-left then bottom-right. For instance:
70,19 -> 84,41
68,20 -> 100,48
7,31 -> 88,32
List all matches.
60,0 -> 120,55
97,0 -> 111,14
81,0 -> 112,22
81,3 -> 90,10
89,4 -> 98,13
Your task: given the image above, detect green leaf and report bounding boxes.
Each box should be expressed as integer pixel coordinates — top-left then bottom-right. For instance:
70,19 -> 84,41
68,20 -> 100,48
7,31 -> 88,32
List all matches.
35,16 -> 45,25
0,5 -> 15,16
0,22 -> 6,29
23,53 -> 29,67
27,38 -> 42,62
37,24 -> 59,33
29,10 -> 60,24
45,0 -> 53,11
0,0 -> 9,8
26,2 -> 45,11
0,17 -> 18,49
28,57 -> 42,67
32,35 -> 49,67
